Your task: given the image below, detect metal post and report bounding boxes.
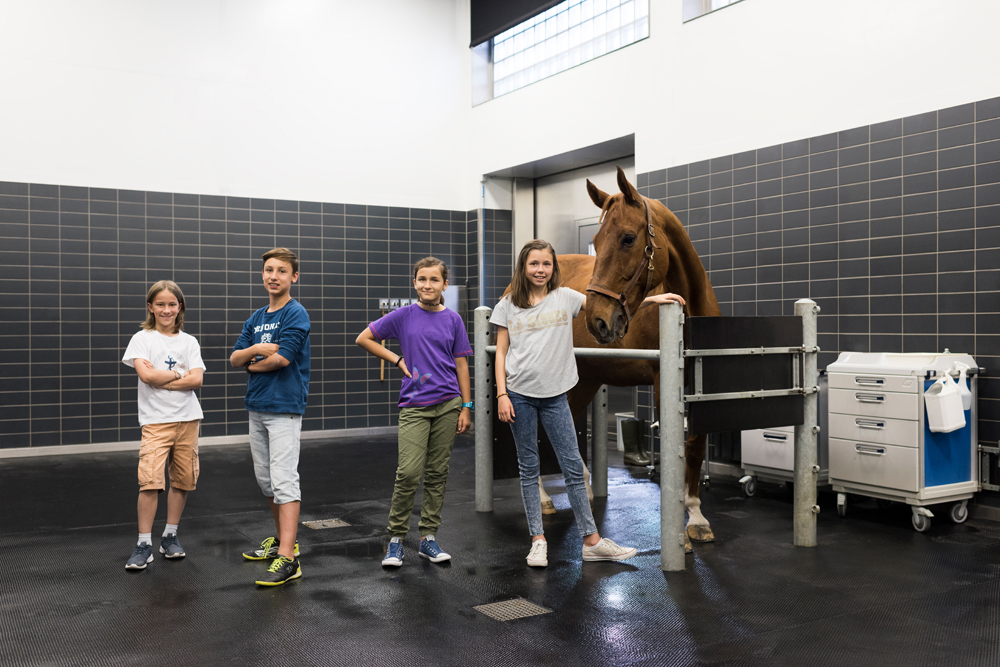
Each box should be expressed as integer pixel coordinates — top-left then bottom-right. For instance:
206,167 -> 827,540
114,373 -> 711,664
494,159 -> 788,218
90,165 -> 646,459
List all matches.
660,303 -> 686,571
793,299 -> 820,546
474,306 -> 494,512
592,385 -> 608,498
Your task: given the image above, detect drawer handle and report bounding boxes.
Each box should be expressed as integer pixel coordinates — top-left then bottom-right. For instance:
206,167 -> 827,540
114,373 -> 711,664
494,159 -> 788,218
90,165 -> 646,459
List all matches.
855,376 -> 885,386
856,444 -> 886,456
855,419 -> 885,430
855,393 -> 885,403
763,433 -> 788,442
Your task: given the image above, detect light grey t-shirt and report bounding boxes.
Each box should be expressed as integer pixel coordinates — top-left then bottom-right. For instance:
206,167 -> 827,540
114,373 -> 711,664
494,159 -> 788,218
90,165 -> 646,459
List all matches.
490,287 -> 585,398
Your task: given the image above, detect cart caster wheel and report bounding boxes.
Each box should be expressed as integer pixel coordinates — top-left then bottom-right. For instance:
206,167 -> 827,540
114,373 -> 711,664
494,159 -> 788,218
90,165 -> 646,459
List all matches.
836,493 -> 846,517
741,476 -> 756,497
876,498 -> 893,510
949,501 -> 969,524
912,513 -> 931,532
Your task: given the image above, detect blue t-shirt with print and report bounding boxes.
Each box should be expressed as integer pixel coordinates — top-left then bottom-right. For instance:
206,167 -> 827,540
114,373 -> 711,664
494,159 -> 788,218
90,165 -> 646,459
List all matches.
232,299 -> 311,415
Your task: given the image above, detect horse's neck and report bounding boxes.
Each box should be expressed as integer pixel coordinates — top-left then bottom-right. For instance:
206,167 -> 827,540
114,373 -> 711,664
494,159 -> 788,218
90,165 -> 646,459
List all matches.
658,216 -> 720,318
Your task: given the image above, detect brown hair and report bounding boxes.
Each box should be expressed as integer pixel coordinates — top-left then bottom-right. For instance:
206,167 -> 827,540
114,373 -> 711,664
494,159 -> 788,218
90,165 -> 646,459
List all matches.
142,280 -> 186,333
413,257 -> 449,305
262,247 -> 299,274
508,239 -> 559,309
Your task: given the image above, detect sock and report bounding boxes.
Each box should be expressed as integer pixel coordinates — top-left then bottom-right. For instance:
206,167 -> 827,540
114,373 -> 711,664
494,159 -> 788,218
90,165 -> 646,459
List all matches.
390,536 -> 402,543
138,533 -> 151,546
423,534 -> 435,542
163,524 -> 178,537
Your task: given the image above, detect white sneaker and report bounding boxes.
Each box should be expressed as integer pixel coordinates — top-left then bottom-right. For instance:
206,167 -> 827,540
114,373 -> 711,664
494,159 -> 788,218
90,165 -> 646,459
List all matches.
526,540 -> 548,567
582,538 -> 637,562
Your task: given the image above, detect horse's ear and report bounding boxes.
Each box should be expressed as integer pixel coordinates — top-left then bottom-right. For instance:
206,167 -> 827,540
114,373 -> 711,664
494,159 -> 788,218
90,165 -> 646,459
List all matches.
617,166 -> 641,206
586,179 -> 609,209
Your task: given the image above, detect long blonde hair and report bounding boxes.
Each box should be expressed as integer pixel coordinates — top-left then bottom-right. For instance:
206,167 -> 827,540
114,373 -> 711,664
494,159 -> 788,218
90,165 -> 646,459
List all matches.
141,280 -> 186,333
508,240 -> 559,309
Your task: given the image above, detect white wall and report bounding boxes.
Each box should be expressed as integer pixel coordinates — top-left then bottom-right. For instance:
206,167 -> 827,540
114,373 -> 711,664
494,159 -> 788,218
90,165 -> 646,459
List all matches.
469,0 -> 1000,201
0,0 -> 470,210
4,1 -> 999,211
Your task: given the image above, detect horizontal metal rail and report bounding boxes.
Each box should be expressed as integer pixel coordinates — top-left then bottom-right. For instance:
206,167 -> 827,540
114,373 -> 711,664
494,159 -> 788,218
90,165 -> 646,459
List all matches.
684,387 -> 812,402
484,345 -> 660,361
685,346 -> 815,357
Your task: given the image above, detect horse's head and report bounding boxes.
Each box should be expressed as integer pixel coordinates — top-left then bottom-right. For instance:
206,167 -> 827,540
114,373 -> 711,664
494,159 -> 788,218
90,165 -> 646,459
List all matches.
584,166 -> 663,344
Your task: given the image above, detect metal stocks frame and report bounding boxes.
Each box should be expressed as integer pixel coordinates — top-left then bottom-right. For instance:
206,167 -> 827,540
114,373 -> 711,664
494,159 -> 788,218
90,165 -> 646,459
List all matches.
474,299 -> 821,572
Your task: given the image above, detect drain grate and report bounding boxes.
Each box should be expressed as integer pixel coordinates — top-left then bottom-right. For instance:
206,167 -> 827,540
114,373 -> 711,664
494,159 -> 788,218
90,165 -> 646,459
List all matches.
301,518 -> 350,530
474,598 -> 551,622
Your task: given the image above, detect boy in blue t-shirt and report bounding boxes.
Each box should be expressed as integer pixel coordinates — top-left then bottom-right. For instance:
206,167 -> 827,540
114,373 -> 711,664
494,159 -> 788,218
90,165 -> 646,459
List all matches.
230,247 -> 310,586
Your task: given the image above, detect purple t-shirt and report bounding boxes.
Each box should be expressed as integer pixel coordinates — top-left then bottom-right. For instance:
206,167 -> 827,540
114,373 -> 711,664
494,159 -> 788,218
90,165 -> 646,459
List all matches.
370,304 -> 473,408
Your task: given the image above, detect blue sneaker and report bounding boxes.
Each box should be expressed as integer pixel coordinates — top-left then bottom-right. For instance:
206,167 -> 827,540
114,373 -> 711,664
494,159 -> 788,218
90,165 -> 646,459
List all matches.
159,534 -> 186,559
126,542 -> 154,570
418,538 -> 451,563
382,540 -> 404,567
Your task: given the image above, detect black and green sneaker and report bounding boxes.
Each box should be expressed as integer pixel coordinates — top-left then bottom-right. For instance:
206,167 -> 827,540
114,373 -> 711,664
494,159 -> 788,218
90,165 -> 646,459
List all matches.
255,556 -> 301,586
242,537 -> 300,560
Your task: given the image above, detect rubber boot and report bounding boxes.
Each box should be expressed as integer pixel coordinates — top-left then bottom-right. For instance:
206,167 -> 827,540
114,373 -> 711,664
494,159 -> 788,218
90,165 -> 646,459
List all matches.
621,419 -> 651,466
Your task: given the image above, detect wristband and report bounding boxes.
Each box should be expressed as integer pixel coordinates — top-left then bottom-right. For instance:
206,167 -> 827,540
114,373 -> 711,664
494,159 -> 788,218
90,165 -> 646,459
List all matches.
496,393 -> 508,399
462,402 -> 474,410
395,356 -> 404,367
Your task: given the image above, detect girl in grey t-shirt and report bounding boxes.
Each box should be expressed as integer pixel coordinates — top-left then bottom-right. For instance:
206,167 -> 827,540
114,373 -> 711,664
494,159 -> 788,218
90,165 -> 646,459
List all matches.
492,239 -> 685,567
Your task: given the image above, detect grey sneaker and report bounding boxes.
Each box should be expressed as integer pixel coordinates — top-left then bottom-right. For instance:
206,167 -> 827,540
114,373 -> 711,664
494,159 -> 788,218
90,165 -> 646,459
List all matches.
582,537 -> 637,562
126,542 -> 154,570
526,540 -> 548,567
160,534 -> 186,559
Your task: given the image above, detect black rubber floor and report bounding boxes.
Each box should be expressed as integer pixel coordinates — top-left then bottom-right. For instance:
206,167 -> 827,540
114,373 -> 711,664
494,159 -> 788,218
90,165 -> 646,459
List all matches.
3,435 -> 1000,667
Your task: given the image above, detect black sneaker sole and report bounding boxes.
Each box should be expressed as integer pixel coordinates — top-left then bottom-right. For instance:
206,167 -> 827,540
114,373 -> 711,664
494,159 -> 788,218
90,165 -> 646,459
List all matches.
255,569 -> 302,586
160,549 -> 186,559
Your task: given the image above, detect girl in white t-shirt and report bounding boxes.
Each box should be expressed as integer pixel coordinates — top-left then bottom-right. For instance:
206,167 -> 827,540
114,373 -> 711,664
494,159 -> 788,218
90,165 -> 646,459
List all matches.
121,280 -> 206,570
492,239 -> 684,568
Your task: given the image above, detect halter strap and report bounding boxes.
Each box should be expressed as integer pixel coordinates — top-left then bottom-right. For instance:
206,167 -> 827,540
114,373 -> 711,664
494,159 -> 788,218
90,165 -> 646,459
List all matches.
585,197 -> 659,336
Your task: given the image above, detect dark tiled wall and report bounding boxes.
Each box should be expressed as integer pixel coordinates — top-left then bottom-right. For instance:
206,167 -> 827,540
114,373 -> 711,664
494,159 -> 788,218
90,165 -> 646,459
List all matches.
636,95 -> 1000,445
0,185 -> 513,449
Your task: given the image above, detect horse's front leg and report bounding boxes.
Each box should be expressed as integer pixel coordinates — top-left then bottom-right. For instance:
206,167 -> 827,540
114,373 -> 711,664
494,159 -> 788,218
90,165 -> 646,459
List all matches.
685,432 -> 715,544
538,465 -> 592,514
539,478 -> 556,514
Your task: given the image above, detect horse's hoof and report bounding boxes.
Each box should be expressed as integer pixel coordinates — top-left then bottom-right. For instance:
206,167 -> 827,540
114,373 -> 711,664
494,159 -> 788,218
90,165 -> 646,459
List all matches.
686,524 -> 715,543
541,500 -> 556,515
685,533 -> 693,554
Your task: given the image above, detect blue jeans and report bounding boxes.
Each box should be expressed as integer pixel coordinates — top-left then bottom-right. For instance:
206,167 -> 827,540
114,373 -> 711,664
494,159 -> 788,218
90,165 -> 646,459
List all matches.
248,411 -> 302,504
507,391 -> 598,538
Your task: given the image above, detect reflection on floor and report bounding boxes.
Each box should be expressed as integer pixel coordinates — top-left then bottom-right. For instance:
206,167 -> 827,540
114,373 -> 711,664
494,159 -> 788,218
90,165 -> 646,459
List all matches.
2,433 -> 1000,666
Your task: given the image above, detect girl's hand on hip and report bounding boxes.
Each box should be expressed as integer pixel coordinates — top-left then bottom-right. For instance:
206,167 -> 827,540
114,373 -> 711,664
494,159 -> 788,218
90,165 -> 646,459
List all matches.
498,395 -> 515,423
398,359 -> 412,378
456,409 -> 472,434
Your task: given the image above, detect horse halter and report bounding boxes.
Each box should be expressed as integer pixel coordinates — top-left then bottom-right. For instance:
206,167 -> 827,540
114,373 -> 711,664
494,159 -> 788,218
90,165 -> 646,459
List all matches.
585,196 -> 660,336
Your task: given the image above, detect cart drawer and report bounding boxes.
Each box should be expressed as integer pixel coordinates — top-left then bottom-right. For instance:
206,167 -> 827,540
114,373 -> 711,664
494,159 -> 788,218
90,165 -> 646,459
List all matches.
827,413 -> 920,448
829,388 -> 919,421
742,429 -> 794,470
829,438 -> 919,492
828,372 -> 920,394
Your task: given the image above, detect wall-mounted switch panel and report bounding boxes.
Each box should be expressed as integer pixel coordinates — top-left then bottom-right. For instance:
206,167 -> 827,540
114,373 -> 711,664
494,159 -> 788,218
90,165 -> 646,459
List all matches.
389,299 -> 401,310
378,298 -> 389,310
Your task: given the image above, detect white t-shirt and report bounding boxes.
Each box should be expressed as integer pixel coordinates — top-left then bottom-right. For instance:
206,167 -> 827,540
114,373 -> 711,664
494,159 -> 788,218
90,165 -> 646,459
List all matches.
490,287 -> 585,398
122,329 -> 206,426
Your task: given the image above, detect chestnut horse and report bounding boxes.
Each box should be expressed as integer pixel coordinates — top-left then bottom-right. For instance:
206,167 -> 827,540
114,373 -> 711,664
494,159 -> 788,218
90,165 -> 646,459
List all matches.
532,167 -> 721,553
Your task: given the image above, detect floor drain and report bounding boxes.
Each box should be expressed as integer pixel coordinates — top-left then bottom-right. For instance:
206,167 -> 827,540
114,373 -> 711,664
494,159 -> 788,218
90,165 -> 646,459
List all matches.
301,518 -> 350,529
474,598 -> 551,621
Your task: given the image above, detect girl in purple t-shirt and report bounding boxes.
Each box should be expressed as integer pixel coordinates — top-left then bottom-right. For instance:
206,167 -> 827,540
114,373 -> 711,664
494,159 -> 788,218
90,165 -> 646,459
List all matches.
356,257 -> 473,568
